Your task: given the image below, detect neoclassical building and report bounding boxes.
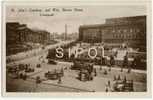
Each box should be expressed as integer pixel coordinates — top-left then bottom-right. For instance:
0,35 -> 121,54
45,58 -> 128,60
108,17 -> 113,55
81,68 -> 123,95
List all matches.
6,22 -> 50,45
79,16 -> 146,51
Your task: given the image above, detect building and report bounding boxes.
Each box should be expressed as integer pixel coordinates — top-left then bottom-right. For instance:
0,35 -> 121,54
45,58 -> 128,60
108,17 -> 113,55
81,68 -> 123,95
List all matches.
6,22 -> 50,45
6,22 -> 21,45
6,22 -> 50,55
79,16 -> 146,51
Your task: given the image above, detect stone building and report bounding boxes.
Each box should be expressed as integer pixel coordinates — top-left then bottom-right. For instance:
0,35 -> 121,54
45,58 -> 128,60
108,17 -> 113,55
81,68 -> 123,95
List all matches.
6,22 -> 50,55
6,22 -> 21,45
6,22 -> 50,45
79,16 -> 146,51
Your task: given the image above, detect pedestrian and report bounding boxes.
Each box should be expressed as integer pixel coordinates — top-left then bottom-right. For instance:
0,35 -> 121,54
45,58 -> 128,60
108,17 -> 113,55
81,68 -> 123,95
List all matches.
23,73 -> 27,80
94,68 -> 97,76
113,75 -> 116,81
19,72 -> 23,79
108,80 -> 111,87
131,80 -> 134,91
104,69 -> 107,75
100,66 -> 102,70
110,55 -> 115,67
127,67 -> 131,73
79,70 -> 83,81
123,55 -> 128,68
123,76 -> 127,83
61,68 -> 64,76
117,75 -> 121,80
58,76 -> 62,84
108,66 -> 111,71
120,67 -> 123,72
25,64 -> 28,69
36,76 -> 41,87
42,59 -> 45,63
132,55 -> 141,69
105,86 -> 108,92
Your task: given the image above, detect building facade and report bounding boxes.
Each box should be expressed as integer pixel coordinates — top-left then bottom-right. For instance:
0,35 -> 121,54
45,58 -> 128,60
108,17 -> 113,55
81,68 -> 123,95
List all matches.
79,16 -> 146,51
6,22 -> 50,45
6,22 -> 51,55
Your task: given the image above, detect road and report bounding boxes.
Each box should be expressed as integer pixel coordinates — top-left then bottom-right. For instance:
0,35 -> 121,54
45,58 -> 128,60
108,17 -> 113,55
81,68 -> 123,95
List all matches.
6,55 -> 146,92
6,40 -> 147,92
6,40 -> 74,62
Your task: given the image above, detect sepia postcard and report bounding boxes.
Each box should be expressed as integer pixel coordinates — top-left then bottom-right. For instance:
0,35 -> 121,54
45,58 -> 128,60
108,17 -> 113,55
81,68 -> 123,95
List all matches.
1,0 -> 152,97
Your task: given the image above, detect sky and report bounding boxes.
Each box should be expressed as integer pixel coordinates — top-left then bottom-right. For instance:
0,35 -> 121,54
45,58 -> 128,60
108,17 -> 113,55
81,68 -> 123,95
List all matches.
6,5 -> 146,34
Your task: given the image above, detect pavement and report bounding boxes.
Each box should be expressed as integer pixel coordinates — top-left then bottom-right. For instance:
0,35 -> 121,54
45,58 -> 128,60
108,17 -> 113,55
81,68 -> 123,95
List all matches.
6,77 -> 90,92
6,40 -> 74,62
6,55 -> 147,92
6,41 -> 147,92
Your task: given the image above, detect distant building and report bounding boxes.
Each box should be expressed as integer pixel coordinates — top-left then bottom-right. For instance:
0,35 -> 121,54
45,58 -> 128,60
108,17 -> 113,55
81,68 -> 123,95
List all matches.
6,22 -> 50,45
68,32 -> 79,40
79,16 -> 146,51
6,22 -> 21,45
6,22 -> 51,55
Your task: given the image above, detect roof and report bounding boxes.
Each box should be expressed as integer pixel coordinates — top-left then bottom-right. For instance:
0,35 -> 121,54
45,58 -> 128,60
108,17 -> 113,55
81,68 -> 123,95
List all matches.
79,15 -> 146,29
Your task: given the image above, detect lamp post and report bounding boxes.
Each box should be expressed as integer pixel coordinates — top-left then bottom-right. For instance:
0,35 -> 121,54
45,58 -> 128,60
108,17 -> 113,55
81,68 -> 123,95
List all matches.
65,24 -> 67,41
100,43 -> 104,70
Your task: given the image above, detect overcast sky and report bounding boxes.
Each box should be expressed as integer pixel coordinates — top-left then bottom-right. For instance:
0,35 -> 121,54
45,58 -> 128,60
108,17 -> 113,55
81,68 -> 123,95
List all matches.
6,5 -> 146,34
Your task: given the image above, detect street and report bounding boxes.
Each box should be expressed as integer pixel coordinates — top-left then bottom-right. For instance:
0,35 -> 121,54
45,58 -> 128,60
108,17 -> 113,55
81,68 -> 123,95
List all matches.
6,40 -> 74,62
6,45 -> 147,92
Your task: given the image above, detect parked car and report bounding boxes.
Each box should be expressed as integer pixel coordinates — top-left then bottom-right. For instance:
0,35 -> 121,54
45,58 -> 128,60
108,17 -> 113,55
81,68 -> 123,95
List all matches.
44,70 -> 63,80
48,59 -> 57,65
36,64 -> 41,68
25,67 -> 34,73
18,64 -> 26,71
112,80 -> 133,92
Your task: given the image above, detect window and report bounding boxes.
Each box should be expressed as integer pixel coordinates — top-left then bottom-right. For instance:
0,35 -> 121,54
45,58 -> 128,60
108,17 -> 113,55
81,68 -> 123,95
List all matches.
118,29 -> 121,33
130,28 -> 133,33
112,29 -> 115,33
128,34 -> 131,39
136,29 -> 140,32
123,29 -> 127,32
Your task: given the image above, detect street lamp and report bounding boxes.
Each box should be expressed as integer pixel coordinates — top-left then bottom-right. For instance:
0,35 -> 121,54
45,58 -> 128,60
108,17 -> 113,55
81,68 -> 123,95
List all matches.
100,43 -> 104,70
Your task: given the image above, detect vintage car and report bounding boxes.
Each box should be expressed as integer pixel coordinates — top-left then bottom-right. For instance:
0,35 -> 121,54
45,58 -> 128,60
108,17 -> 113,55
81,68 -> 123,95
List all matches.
44,70 -> 63,80
112,80 -> 133,92
7,66 -> 18,73
78,70 -> 94,81
8,69 -> 20,79
25,67 -> 35,73
36,64 -> 41,68
72,61 -> 94,81
48,59 -> 57,65
18,64 -> 26,70
41,46 -> 45,49
71,61 -> 94,71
